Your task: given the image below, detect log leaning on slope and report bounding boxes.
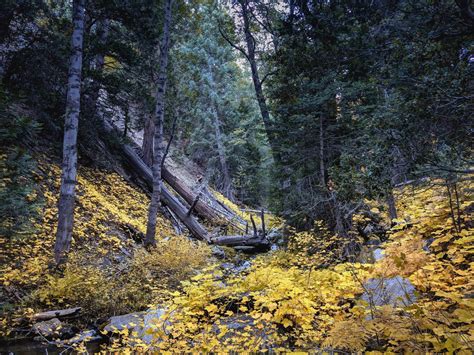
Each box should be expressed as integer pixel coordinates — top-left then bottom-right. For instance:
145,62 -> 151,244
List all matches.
161,166 -> 222,223
102,119 -> 210,241
102,120 -> 267,248
121,144 -> 211,242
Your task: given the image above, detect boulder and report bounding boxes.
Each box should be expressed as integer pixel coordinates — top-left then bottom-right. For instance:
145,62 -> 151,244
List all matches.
103,312 -> 145,333
61,329 -> 101,345
102,308 -> 168,345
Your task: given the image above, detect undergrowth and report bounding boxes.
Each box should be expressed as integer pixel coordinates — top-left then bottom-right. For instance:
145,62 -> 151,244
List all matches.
111,179 -> 473,353
0,155 -> 211,334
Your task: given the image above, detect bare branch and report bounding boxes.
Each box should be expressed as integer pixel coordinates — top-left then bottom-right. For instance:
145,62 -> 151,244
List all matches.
218,24 -> 250,61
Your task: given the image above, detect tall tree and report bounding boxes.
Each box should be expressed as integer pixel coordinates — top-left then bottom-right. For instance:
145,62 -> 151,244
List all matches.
220,0 -> 278,155
144,0 -> 173,247
54,0 -> 86,264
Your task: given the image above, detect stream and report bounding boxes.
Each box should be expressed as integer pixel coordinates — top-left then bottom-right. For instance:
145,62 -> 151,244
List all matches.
358,245 -> 417,308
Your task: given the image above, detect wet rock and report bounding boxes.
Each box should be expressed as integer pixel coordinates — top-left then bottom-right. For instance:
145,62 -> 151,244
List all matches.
102,308 -> 168,345
103,312 -> 145,333
212,314 -> 255,335
221,262 -> 235,270
61,329 -> 101,345
233,260 -> 252,273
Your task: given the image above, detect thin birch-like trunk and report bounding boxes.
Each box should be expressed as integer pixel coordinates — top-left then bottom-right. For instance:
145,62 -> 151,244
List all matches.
54,0 -> 85,264
144,0 -> 173,246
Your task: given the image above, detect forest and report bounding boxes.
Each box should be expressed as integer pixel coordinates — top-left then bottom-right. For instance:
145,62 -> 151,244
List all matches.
0,0 -> 473,353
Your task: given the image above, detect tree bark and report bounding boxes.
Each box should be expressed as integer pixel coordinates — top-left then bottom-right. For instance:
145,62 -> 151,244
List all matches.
124,146 -> 211,242
142,114 -> 154,166
145,0 -> 172,247
387,190 -> 397,221
208,66 -> 233,200
212,234 -> 269,249
54,0 -> 85,264
212,105 -> 233,200
319,116 -> 326,188
32,307 -> 82,321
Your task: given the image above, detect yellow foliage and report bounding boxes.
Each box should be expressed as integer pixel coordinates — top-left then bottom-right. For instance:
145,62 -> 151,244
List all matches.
121,179 -> 473,353
0,155 -> 211,334
136,254 -> 368,352
28,237 -> 210,319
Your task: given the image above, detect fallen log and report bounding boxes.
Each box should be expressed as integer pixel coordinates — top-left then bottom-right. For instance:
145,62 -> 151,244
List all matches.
162,166 -> 223,223
211,234 -> 270,248
31,307 -> 82,321
102,120 -> 210,242
102,119 -> 271,249
122,144 -> 211,242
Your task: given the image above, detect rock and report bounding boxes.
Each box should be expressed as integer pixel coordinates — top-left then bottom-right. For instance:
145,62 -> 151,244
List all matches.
211,245 -> 226,259
266,229 -> 283,242
103,308 -> 169,345
221,262 -> 235,270
356,246 -> 384,263
103,312 -> 145,333
233,260 -> 252,273
32,318 -> 63,338
221,260 -> 252,274
423,237 -> 434,252
140,308 -> 168,344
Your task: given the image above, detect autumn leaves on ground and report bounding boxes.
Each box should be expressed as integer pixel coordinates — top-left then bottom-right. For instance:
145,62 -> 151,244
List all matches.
1,151 -> 472,352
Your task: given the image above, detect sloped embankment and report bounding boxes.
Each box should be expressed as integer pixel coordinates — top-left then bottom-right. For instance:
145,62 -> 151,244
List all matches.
0,152 -> 213,341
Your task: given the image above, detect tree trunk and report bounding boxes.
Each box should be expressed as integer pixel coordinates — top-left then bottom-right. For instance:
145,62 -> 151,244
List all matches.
54,0 -> 85,264
144,0 -> 172,246
319,116 -> 326,188
32,307 -> 82,321
142,114 -> 154,166
387,190 -> 398,221
238,0 -> 276,154
123,145 -> 211,242
212,104 -> 233,200
207,65 -> 233,200
211,234 -> 269,249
